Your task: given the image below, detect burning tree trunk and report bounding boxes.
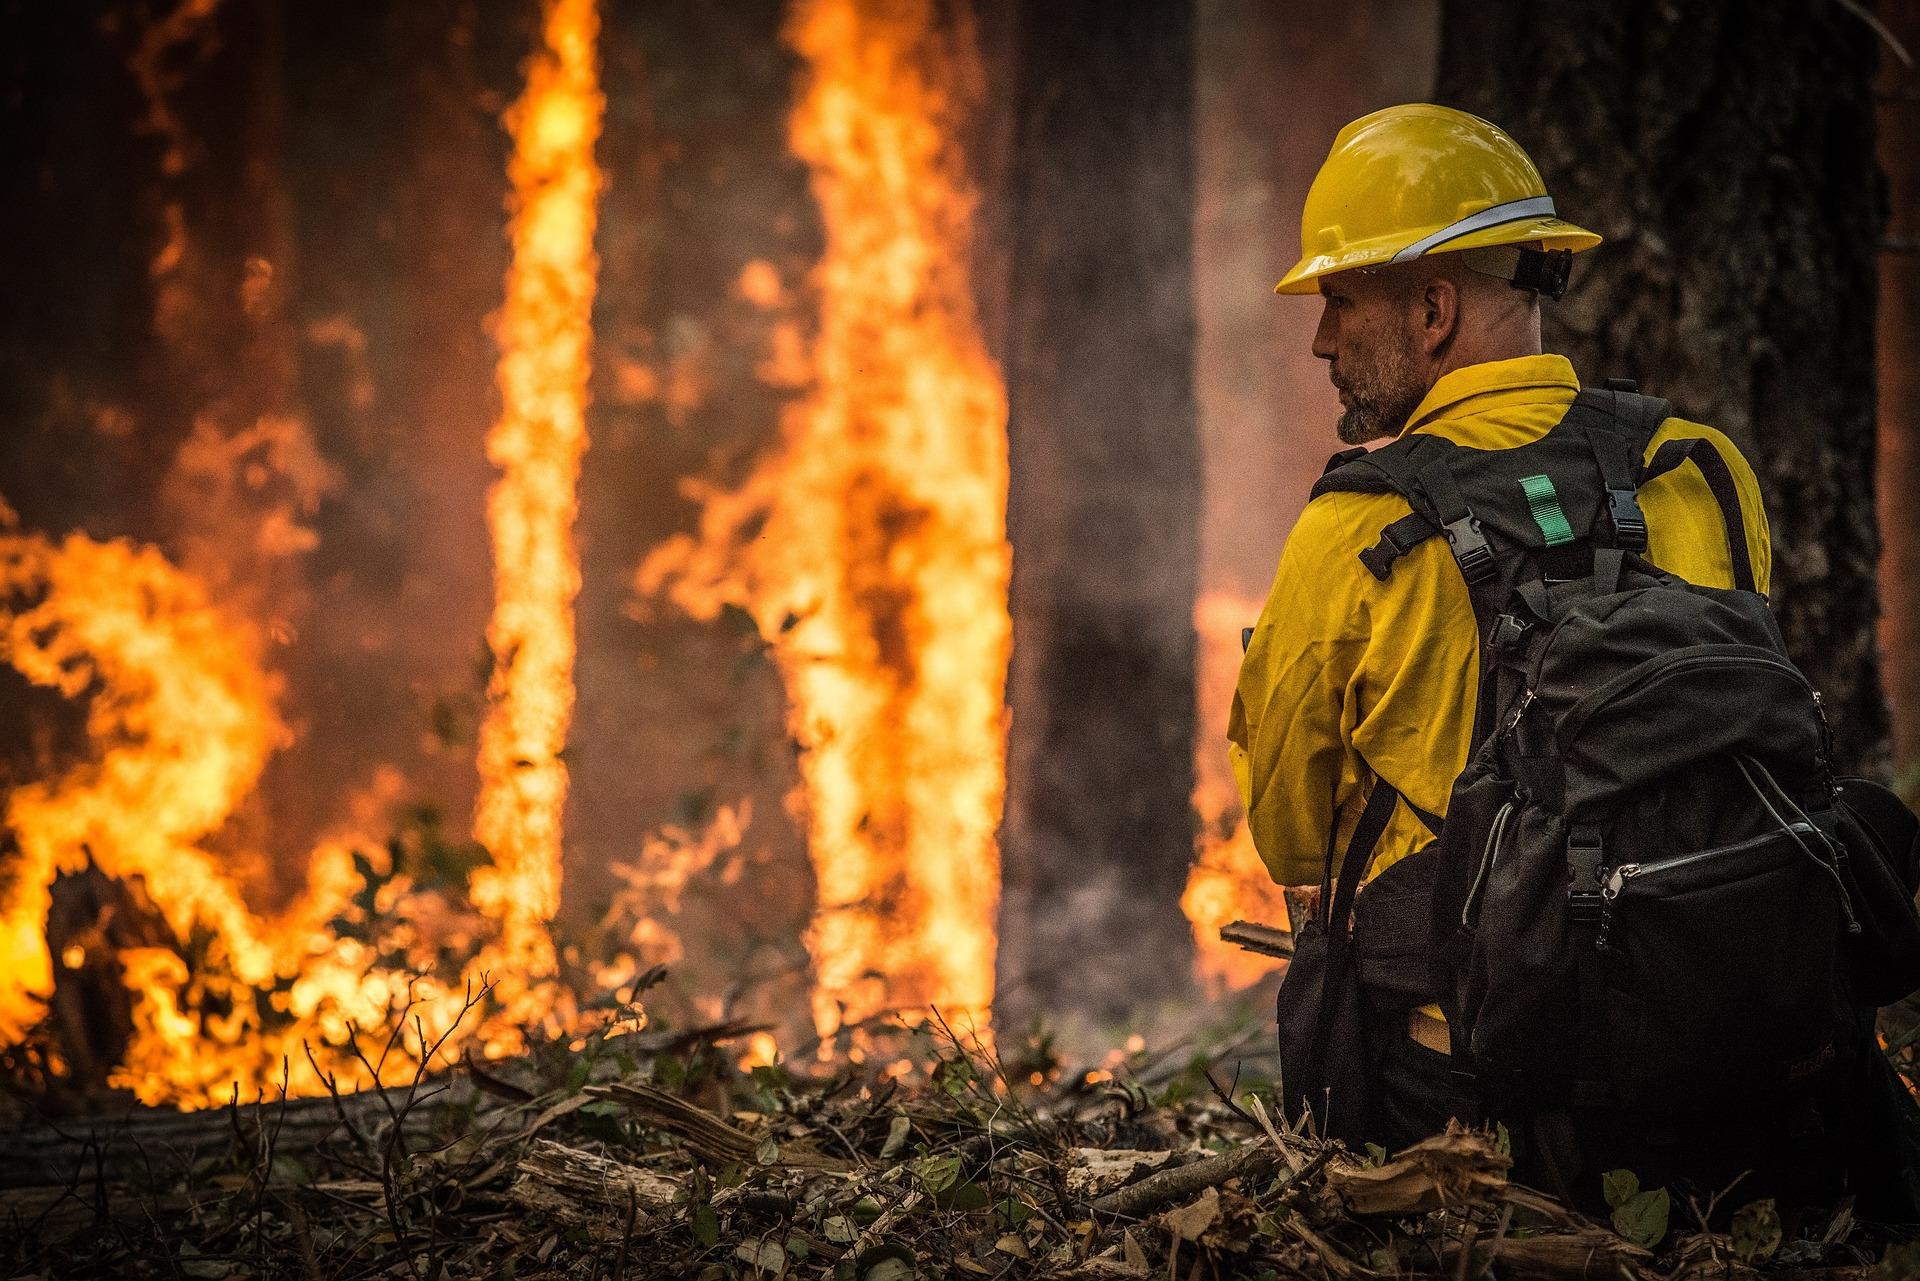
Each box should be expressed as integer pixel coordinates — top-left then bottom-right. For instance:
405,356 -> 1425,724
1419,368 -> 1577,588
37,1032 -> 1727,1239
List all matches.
1436,1 -> 1891,773
1878,0 -> 1920,782
998,0 -> 1201,1030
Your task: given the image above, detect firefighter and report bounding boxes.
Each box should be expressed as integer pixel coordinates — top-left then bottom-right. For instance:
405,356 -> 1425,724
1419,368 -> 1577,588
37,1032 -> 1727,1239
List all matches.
1229,104 -> 1774,1147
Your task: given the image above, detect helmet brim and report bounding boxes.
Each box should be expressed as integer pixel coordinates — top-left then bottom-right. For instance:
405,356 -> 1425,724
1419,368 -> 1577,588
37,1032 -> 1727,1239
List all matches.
1273,216 -> 1603,295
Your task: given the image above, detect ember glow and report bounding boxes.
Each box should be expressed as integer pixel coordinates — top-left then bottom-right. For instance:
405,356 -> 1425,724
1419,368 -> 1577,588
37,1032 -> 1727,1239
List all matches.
1183,590 -> 1289,992
638,0 -> 1010,1036
470,0 -> 606,1001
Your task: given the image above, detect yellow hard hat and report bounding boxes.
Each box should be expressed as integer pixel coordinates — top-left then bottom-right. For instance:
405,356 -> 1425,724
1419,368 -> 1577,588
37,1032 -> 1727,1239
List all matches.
1275,103 -> 1601,295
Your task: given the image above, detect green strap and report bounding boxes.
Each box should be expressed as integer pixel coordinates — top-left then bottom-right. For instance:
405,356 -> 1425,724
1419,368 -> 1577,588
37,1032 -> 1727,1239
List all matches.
1518,474 -> 1575,547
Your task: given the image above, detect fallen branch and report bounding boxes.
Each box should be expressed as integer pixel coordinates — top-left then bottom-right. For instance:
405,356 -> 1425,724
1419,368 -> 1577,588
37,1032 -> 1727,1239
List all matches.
507,1138 -> 679,1239
1091,1139 -> 1316,1219
1219,920 -> 1294,959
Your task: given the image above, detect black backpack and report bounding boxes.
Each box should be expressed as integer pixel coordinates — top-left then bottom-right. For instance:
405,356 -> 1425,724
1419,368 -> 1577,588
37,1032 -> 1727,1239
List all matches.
1284,382 -> 1920,1204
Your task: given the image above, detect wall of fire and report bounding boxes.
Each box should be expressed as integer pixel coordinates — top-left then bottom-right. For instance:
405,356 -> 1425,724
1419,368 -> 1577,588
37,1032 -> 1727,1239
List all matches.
0,0 -> 1913,1103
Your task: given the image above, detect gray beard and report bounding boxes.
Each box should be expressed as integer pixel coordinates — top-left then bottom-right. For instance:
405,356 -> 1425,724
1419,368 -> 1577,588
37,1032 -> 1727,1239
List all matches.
1333,340 -> 1425,445
1336,406 -> 1398,446
1336,392 -> 1420,445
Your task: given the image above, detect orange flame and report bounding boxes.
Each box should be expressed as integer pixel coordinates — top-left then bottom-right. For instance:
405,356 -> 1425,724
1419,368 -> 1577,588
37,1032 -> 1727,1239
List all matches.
470,0 -> 605,1000
0,530 -> 283,1044
0,528 -> 489,1104
0,0 -> 615,1107
638,0 -> 1008,1036
1182,590 -> 1290,992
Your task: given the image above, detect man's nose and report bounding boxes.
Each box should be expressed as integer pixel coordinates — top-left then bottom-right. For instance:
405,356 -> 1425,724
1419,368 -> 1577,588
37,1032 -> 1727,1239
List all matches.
1311,304 -> 1337,362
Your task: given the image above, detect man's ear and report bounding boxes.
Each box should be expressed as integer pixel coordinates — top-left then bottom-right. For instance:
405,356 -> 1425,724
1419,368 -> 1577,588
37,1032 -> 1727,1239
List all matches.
1417,276 -> 1460,356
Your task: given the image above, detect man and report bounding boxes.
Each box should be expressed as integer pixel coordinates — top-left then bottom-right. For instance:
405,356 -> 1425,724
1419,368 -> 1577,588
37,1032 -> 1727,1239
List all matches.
1229,105 -> 1772,1147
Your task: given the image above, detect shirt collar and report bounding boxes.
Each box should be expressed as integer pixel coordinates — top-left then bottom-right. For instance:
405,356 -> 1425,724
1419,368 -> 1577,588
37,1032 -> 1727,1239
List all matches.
1399,353 -> 1580,437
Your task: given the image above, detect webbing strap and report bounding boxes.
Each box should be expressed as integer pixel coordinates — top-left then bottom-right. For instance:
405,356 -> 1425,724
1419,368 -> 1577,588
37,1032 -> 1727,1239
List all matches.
1358,511 -> 1439,582
1642,436 -> 1758,593
1419,459 -> 1497,586
1566,823 -> 1610,1108
1518,474 -> 1575,547
1404,795 -> 1444,839
1318,778 -> 1404,919
1577,389 -> 1664,552
1299,776 -> 1404,1140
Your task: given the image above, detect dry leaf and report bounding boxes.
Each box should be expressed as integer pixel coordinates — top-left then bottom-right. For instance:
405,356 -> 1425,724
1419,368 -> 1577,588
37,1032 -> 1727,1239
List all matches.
1159,1185 -> 1221,1242
1324,1124 -> 1511,1215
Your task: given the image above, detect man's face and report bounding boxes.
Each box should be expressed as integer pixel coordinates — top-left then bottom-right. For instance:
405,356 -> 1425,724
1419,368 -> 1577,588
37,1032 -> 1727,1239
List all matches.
1312,272 -> 1426,445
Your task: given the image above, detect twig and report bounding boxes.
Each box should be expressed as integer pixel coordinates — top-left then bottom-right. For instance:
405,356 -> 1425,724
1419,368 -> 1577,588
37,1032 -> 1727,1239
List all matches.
1091,1141 -> 1323,1219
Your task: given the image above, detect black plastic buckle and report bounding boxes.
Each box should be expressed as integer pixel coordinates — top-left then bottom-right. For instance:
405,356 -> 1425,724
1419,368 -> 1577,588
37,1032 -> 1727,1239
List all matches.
1513,247 -> 1573,300
1566,829 -> 1605,896
1488,613 -> 1531,654
1443,515 -> 1497,585
1606,488 -> 1648,552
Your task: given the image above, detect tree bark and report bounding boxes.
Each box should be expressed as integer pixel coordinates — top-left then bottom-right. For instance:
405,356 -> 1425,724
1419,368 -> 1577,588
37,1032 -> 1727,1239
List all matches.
998,1 -> 1200,1032
1437,2 -> 1891,774
1877,0 -> 1920,782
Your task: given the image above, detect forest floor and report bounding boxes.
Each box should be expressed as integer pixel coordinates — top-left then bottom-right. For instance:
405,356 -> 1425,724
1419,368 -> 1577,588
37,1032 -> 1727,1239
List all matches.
0,1000 -> 1909,1281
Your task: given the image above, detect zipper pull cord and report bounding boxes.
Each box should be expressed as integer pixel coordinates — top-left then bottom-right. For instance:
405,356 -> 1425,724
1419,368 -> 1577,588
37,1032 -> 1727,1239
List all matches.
1734,754 -> 1860,935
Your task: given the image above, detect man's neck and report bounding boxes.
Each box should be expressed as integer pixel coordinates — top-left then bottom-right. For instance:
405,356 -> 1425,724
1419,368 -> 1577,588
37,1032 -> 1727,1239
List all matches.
1426,331 -> 1542,388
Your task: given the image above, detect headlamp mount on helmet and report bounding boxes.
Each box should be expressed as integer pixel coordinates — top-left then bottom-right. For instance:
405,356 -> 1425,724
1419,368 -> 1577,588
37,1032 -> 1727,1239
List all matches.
1460,244 -> 1573,301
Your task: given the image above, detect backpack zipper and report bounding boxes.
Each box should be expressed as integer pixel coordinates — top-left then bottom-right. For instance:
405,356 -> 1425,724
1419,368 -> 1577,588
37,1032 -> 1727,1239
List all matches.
1460,798 -> 1517,928
1560,648 -> 1810,745
1600,822 -> 1820,900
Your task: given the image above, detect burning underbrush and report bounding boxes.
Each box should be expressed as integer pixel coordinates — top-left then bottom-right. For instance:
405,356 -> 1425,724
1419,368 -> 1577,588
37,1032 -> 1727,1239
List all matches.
1,994 -> 1889,1281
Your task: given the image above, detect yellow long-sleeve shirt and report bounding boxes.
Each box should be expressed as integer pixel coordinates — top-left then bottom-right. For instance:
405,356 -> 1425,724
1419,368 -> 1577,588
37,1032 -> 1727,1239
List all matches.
1230,354 -> 1773,889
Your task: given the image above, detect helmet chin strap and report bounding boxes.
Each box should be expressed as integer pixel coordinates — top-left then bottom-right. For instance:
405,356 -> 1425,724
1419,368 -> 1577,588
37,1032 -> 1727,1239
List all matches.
1459,245 -> 1574,300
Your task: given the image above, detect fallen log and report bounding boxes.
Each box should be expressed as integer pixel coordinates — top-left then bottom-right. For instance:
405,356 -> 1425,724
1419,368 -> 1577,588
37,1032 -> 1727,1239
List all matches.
0,1074 -> 481,1189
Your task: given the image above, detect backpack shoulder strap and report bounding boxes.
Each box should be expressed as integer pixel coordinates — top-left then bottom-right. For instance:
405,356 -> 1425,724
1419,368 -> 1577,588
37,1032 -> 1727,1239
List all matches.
1641,433 -> 1758,593
1556,385 -> 1670,553
1312,436 -> 1498,587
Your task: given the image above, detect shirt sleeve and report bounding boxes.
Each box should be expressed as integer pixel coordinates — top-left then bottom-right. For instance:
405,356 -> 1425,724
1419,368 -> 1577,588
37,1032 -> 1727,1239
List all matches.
1229,494 -> 1369,887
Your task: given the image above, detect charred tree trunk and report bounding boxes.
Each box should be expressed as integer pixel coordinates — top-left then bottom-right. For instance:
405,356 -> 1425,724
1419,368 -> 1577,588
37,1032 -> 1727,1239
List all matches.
1437,2 -> 1891,774
1878,0 -> 1920,783
998,1 -> 1200,1031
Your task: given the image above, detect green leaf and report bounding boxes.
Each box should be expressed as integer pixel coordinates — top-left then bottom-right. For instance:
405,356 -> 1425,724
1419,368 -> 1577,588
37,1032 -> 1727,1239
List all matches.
912,1154 -> 962,1194
1494,1122 -> 1512,1159
1600,1168 -> 1639,1210
692,1203 -> 720,1248
823,1215 -> 858,1244
993,1197 -> 1033,1230
1363,1142 -> 1388,1168
933,1057 -> 976,1096
1731,1199 -> 1782,1263
1611,1187 -> 1670,1249
934,1180 -> 990,1212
